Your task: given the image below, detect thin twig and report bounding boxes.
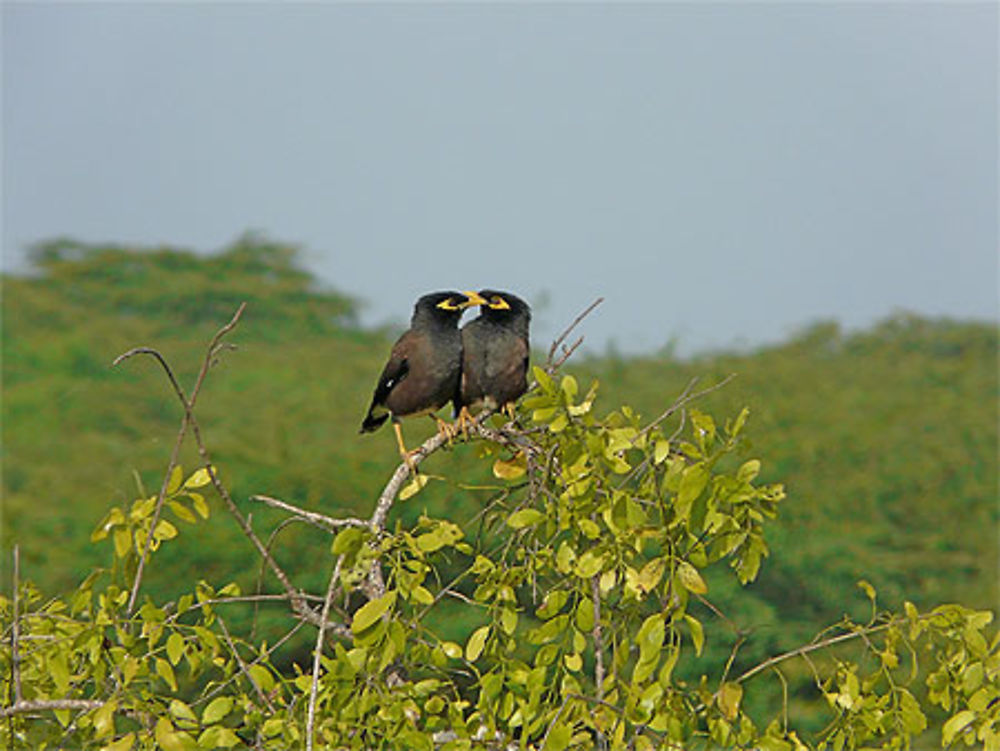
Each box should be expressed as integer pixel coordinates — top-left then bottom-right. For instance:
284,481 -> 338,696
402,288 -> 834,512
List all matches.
734,619 -> 900,685
547,297 -> 604,367
249,495 -> 367,532
0,699 -> 105,718
306,555 -> 343,751
11,546 -> 22,704
118,304 -> 246,616
640,373 -> 738,437
216,615 -> 276,713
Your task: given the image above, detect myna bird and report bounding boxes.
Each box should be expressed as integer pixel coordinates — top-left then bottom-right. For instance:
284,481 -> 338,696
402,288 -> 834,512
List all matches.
454,290 -> 532,428
361,290 -> 486,471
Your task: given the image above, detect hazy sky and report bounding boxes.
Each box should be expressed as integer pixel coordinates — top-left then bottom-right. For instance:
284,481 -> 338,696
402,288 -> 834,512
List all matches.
4,3 -> 997,354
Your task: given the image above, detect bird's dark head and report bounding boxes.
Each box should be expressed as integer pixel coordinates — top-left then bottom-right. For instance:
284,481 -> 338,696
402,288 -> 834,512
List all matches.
476,290 -> 531,322
412,290 -> 485,325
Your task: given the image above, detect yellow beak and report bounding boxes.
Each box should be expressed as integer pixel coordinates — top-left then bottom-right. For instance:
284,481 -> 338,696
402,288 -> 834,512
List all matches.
461,290 -> 488,307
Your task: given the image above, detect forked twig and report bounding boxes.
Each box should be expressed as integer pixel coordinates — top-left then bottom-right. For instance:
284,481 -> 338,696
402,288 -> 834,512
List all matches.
116,303 -> 247,616
546,297 -> 604,369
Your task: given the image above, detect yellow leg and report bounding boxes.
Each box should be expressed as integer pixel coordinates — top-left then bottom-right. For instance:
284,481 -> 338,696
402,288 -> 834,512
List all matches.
455,406 -> 475,438
501,402 -> 517,421
434,416 -> 457,442
393,421 -> 418,474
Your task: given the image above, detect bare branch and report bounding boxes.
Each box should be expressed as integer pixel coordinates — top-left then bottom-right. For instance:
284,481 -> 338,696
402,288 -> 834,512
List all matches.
10,546 -> 22,704
547,297 -> 604,368
640,373 -> 738,437
306,555 -> 344,751
249,495 -> 367,533
734,619 -> 900,685
0,699 -> 104,719
216,615 -> 276,714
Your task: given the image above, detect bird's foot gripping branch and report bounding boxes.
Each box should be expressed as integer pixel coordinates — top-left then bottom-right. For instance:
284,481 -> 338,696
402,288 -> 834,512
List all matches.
2,304 -> 998,751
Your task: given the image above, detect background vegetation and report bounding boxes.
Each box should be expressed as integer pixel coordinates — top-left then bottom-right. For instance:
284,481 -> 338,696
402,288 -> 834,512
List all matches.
2,236 -> 996,739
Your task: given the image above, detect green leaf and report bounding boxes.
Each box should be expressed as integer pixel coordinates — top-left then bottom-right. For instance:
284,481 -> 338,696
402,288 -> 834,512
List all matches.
184,467 -> 213,489
156,657 -> 178,691
113,527 -> 132,558
399,474 -> 430,501
717,682 -> 743,720
543,721 -> 572,751
168,500 -> 197,524
685,614 -> 705,656
351,591 -> 397,633
654,440 -> 671,465
202,696 -> 233,726
465,625 -> 490,662
677,464 -> 709,516
737,459 -> 761,482
493,454 -> 527,480
154,519 -> 178,541
564,653 -> 583,672
169,699 -> 198,728
533,366 -> 554,393
574,550 -> 604,578
942,709 -> 976,746
167,466 -> 184,494
189,493 -> 210,519
248,664 -> 274,693
198,726 -> 240,748
91,700 -> 117,739
155,717 -> 197,751
331,526 -> 365,555
507,509 -> 545,529
101,733 -> 136,751
677,561 -> 708,595
166,632 -> 185,666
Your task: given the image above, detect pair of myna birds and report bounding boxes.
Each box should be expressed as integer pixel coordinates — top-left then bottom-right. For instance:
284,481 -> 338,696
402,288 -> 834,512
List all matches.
361,290 -> 531,470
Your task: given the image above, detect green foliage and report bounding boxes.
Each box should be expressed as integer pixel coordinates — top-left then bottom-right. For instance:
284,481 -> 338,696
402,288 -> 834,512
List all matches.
1,363 -> 997,749
2,239 -> 997,747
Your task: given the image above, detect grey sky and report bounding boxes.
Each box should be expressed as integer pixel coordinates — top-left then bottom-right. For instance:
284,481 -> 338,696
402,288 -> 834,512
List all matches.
4,3 -> 997,355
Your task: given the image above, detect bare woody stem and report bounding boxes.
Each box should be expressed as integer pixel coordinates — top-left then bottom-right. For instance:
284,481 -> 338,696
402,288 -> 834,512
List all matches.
117,303 -> 247,616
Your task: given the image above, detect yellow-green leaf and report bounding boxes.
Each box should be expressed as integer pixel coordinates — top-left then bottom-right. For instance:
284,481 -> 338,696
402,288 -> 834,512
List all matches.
156,657 -> 178,691
153,519 -> 178,541
198,726 -> 240,748
654,440 -> 671,465
202,696 -> 233,725
184,467 -> 213,489
101,733 -> 135,751
685,614 -> 705,656
166,466 -> 184,494
351,591 -> 397,633
717,681 -> 743,720
155,717 -> 197,751
166,632 -> 185,666
507,509 -> 545,529
493,454 -> 527,480
942,710 -> 976,746
399,474 -> 429,501
677,561 -> 708,594
91,700 -> 117,739
189,493 -> 210,519
465,625 -> 490,662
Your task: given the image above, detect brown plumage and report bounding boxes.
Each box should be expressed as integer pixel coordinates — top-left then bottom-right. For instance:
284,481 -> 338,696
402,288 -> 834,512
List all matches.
361,290 -> 485,468
455,290 -> 531,420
